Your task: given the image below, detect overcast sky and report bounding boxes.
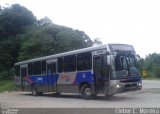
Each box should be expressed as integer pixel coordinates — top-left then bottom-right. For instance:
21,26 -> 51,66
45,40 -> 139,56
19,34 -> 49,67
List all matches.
1,0 -> 160,58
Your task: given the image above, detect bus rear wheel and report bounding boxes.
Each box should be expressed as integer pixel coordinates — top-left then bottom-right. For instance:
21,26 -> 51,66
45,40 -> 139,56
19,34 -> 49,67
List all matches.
80,84 -> 94,100
32,85 -> 40,96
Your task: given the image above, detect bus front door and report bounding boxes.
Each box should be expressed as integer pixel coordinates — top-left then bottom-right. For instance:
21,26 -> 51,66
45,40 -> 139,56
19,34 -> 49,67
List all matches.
47,62 -> 58,92
93,55 -> 109,94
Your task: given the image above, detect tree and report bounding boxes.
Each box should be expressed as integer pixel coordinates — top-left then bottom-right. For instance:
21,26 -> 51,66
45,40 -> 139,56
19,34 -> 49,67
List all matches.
0,4 -> 36,41
0,4 -> 96,80
0,37 -> 20,72
0,4 -> 37,77
18,25 -> 56,60
93,38 -> 102,46
37,17 -> 53,25
144,53 -> 160,78
18,24 -> 93,61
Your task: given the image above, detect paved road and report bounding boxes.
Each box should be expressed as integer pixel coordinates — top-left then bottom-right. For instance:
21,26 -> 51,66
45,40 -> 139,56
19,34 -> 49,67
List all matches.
0,80 -> 160,108
142,80 -> 160,89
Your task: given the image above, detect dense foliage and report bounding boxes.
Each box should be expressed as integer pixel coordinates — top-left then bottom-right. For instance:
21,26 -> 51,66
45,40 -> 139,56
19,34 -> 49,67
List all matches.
0,4 -> 97,80
0,4 -> 159,80
142,53 -> 160,78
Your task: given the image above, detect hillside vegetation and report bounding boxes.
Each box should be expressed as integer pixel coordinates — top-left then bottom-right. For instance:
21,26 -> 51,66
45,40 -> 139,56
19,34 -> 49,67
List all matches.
0,4 -> 100,80
0,4 -> 159,80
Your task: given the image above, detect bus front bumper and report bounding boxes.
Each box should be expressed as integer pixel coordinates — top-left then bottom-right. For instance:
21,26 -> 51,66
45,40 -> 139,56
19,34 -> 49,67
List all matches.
109,81 -> 142,95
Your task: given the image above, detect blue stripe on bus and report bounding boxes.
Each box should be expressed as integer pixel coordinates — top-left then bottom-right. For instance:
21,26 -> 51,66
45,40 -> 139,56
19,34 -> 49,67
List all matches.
29,75 -> 59,86
27,71 -> 94,86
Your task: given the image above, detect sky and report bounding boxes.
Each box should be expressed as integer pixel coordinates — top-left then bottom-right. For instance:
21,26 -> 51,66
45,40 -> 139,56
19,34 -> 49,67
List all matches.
1,0 -> 160,58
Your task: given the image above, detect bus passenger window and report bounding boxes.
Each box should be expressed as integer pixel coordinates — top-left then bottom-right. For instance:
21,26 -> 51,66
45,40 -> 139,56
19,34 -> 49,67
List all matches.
58,57 -> 63,73
42,60 -> 46,74
77,52 -> 92,71
28,63 -> 33,75
64,55 -> 76,72
33,61 -> 41,75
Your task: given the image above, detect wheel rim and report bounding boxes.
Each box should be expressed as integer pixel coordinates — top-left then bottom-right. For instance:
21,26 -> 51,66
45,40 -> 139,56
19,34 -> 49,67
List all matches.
33,88 -> 36,95
84,87 -> 92,96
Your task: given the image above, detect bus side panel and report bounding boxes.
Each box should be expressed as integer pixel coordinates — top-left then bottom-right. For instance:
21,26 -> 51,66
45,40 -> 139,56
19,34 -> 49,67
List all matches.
75,71 -> 94,85
56,71 -> 94,93
57,72 -> 78,93
27,75 -> 45,92
28,75 -> 58,92
24,71 -> 94,93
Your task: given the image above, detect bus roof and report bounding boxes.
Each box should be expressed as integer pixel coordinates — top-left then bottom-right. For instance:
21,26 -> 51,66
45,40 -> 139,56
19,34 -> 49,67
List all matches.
15,43 -> 135,65
15,44 -> 108,65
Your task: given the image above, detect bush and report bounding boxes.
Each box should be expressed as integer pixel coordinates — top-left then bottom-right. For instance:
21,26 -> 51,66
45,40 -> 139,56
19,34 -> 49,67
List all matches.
0,68 -> 14,80
0,71 -> 9,80
154,67 -> 160,78
0,80 -> 14,92
8,68 -> 14,80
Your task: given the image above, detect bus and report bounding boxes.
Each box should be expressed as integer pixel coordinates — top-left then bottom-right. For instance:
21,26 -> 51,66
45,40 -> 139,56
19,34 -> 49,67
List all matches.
14,44 -> 142,99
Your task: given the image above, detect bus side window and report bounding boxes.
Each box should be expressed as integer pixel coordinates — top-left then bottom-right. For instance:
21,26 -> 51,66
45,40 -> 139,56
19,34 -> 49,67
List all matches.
42,60 -> 46,74
28,63 -> 33,75
77,52 -> 92,71
58,57 -> 63,73
33,61 -> 41,75
64,55 -> 76,72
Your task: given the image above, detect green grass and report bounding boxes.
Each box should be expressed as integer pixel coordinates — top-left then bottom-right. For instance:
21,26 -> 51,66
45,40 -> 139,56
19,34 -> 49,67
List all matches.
143,78 -> 160,80
0,80 -> 14,92
142,76 -> 160,80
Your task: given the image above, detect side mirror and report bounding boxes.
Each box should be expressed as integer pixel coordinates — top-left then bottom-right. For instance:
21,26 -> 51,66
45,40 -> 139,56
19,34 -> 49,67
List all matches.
107,55 -> 111,65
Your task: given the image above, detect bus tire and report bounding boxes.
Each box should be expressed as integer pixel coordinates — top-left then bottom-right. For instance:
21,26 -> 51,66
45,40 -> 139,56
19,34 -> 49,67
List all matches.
52,92 -> 61,96
56,92 -> 61,95
105,94 -> 114,98
32,85 -> 38,96
80,84 -> 94,100
38,92 -> 43,96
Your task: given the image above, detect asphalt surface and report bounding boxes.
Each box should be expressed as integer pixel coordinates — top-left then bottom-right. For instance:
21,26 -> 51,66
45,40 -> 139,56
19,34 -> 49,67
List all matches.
0,80 -> 160,108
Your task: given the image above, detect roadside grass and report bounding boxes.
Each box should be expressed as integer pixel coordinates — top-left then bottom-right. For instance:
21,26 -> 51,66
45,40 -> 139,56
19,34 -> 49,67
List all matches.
142,76 -> 160,80
0,80 -> 14,92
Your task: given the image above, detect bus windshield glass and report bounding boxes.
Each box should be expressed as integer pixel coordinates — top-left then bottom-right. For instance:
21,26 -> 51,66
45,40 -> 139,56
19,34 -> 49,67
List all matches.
112,52 -> 140,79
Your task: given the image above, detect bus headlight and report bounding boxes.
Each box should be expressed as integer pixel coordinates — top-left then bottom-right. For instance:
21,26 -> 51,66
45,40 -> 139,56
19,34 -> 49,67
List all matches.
138,82 -> 142,86
116,84 -> 121,88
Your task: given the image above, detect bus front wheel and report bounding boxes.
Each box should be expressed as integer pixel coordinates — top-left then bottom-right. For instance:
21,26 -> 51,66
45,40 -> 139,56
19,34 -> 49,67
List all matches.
80,84 -> 94,100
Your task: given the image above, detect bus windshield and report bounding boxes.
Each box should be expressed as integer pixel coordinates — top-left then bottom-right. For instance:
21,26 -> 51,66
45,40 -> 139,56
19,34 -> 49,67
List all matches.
112,52 -> 140,79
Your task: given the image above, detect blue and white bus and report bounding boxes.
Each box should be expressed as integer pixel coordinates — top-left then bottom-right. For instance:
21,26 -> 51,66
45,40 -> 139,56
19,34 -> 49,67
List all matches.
14,44 -> 142,99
